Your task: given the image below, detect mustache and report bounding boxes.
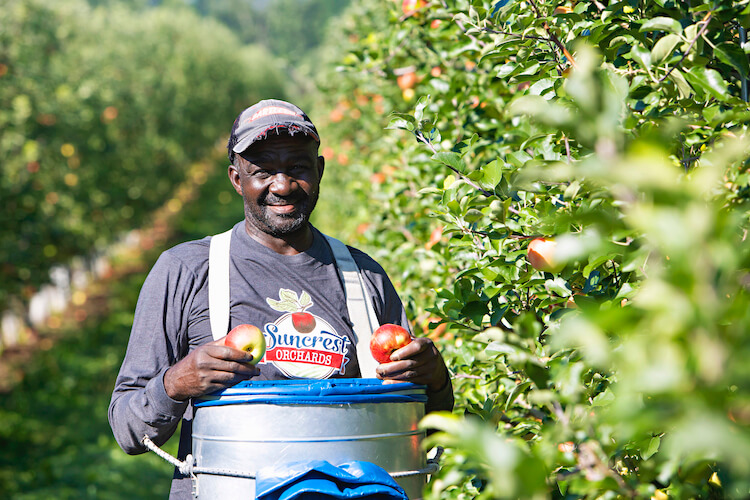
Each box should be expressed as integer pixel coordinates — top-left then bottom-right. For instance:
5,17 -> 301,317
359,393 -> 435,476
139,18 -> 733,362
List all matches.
262,193 -> 307,206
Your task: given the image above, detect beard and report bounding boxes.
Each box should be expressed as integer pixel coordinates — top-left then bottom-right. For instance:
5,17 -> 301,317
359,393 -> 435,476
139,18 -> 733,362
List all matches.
244,189 -> 319,237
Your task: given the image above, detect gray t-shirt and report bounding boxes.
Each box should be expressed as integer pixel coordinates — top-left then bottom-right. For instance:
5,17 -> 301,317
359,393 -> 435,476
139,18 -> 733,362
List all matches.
108,222 -> 452,498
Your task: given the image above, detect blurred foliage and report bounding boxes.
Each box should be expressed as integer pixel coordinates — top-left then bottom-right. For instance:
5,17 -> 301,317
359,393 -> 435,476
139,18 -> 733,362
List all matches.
0,0 -> 286,312
315,0 -> 750,498
190,0 -> 352,66
0,270 -> 179,499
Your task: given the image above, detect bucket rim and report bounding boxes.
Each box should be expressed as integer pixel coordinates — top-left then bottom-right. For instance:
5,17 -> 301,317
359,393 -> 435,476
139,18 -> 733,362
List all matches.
194,378 -> 428,407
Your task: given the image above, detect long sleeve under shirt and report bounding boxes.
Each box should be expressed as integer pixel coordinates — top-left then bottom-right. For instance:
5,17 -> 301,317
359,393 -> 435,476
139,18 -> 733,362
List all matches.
108,222 -> 453,499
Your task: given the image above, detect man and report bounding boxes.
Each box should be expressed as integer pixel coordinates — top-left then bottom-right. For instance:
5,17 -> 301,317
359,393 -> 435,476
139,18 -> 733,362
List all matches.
108,99 -> 453,498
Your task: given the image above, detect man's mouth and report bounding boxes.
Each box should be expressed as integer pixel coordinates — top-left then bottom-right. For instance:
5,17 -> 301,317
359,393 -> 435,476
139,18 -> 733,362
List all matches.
264,196 -> 303,215
267,203 -> 297,214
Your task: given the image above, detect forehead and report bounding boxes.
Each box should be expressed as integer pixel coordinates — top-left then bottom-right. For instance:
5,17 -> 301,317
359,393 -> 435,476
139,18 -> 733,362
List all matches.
239,133 -> 318,163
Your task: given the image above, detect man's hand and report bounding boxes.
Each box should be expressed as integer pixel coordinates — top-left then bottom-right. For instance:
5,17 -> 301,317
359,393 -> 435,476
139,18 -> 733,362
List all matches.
375,337 -> 449,392
163,337 -> 260,401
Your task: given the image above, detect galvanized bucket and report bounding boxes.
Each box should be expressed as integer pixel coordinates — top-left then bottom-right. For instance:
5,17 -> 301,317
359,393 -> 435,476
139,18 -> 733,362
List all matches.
191,378 -> 428,499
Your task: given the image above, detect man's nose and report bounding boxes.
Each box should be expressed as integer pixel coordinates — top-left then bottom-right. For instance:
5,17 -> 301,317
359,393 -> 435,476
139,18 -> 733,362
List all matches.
269,172 -> 296,195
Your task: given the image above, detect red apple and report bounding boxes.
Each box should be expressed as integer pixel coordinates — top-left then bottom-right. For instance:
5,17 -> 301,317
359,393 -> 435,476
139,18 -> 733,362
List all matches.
527,238 -> 562,273
397,71 -> 417,90
292,312 -> 316,333
370,323 -> 413,364
224,324 -> 266,365
401,0 -> 426,16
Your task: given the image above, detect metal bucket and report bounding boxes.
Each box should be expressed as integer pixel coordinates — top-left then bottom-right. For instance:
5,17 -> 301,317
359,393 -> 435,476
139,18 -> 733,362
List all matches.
192,378 -> 427,499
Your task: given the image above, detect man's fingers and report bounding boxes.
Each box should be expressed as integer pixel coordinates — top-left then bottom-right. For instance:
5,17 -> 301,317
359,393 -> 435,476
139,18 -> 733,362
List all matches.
205,364 -> 259,385
196,349 -> 261,376
202,344 -> 257,364
390,337 -> 435,361
376,337 -> 448,390
377,358 -> 434,384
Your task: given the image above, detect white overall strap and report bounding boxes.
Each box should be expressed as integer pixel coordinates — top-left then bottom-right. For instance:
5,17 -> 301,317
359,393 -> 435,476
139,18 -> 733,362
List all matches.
208,229 -> 233,340
324,235 -> 381,379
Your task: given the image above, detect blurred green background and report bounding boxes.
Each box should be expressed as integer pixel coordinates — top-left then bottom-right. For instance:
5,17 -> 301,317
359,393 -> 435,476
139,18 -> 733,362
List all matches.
0,1 -> 353,497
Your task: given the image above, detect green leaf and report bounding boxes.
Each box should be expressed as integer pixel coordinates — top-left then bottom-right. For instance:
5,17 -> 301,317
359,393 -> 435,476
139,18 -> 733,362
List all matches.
414,95 -> 430,122
650,34 -> 681,64
497,61 -> 519,78
629,44 -> 652,71
507,150 -> 533,167
668,69 -> 694,99
486,341 -> 516,357
583,254 -> 611,278
461,300 -> 489,325
591,387 -> 615,407
505,380 -> 532,411
481,159 -> 504,189
642,436 -> 661,460
564,180 -> 580,200
525,362 -> 550,389
714,42 -> 750,79
683,66 -> 730,101
528,78 -> 555,98
640,17 -> 683,35
608,35 -> 634,50
418,187 -> 442,196
385,116 -> 414,131
433,151 -> 467,173
464,208 -> 484,223
545,277 -> 572,297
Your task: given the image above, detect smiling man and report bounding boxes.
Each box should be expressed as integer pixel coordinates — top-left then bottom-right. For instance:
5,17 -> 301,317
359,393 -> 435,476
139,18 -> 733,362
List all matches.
108,99 -> 453,499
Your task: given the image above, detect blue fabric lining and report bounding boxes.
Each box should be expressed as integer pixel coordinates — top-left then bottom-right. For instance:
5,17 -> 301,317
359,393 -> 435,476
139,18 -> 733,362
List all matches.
255,460 -> 409,499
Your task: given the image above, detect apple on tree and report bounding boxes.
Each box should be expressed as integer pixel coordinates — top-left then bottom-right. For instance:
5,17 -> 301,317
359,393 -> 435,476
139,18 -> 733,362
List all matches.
401,0 -> 426,17
370,323 -> 413,364
224,324 -> 266,365
527,237 -> 563,273
397,71 -> 417,91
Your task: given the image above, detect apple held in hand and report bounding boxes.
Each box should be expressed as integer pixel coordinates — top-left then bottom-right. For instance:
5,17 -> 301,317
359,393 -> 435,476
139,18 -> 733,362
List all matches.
224,324 -> 266,365
527,237 -> 562,273
370,323 -> 413,364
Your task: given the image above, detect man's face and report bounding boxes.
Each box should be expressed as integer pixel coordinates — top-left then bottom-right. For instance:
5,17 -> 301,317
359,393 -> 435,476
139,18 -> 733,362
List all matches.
229,133 -> 324,238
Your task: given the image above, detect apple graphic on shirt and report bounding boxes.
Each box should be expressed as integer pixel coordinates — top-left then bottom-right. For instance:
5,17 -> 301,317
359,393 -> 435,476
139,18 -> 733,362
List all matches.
224,324 -> 266,365
370,323 -> 414,364
292,311 -> 316,333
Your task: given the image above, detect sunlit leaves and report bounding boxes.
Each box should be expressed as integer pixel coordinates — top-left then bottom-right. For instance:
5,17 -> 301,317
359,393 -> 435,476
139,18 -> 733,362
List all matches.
316,0 -> 750,497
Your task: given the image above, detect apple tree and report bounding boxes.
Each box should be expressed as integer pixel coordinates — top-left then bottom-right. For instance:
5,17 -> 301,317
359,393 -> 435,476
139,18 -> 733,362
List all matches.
0,0 -> 286,314
313,0 -> 750,497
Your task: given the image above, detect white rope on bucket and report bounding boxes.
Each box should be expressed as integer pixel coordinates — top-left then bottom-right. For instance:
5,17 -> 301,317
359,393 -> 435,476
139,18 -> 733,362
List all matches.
142,435 -> 442,480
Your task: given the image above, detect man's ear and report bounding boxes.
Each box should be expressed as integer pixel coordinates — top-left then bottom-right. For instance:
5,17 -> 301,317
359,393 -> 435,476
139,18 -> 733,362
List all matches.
317,155 -> 325,180
228,164 -> 243,195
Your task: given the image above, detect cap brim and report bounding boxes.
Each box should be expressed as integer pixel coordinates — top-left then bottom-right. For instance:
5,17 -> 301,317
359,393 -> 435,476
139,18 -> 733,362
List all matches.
233,123 -> 320,154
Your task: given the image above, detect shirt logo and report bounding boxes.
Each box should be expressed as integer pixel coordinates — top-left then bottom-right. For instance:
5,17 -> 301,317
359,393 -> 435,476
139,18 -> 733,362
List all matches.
260,289 -> 350,379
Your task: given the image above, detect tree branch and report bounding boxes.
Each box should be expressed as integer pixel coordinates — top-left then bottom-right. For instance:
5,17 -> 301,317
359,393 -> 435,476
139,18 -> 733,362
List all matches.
658,12 -> 712,84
